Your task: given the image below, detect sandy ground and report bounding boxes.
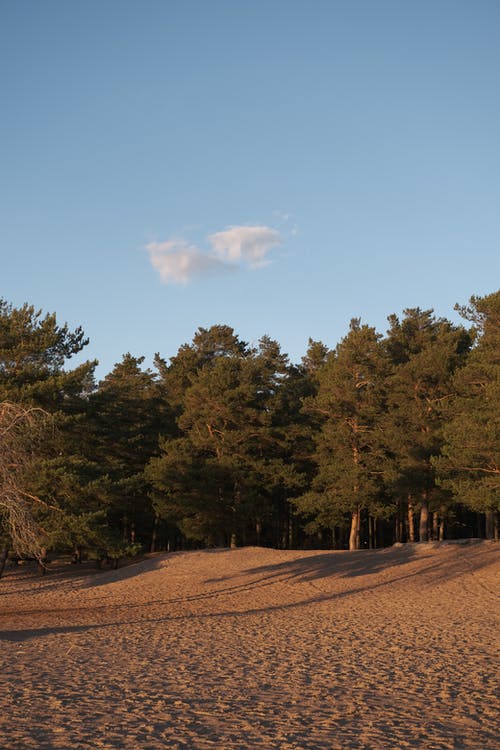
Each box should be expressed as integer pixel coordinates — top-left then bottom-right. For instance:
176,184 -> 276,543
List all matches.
0,542 -> 498,750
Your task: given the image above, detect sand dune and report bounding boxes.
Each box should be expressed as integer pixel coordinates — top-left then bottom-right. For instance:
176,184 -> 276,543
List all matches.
0,541 -> 498,749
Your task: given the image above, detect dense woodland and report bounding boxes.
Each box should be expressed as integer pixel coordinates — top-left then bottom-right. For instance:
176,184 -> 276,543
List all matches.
0,290 -> 499,572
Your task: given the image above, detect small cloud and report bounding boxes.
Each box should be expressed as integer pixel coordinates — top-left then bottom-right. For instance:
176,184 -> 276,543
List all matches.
146,224 -> 282,284
208,225 -> 281,268
146,239 -> 230,284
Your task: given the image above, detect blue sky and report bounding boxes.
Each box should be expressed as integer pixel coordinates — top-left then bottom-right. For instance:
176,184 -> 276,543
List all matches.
2,0 -> 499,379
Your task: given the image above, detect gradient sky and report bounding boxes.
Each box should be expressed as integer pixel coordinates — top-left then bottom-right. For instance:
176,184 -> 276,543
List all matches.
2,0 -> 499,379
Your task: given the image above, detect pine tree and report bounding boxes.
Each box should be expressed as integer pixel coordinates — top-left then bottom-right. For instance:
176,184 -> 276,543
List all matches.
383,309 -> 472,542
294,320 -> 390,550
0,299 -> 99,559
88,354 -> 175,550
148,327 -> 303,547
0,299 -> 95,407
434,291 -> 500,538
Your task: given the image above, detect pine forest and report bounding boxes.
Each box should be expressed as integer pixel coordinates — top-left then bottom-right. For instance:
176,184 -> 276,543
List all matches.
1,290 -> 499,573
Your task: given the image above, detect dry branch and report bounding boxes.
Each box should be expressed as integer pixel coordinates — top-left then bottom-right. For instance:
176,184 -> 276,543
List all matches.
0,401 -> 53,561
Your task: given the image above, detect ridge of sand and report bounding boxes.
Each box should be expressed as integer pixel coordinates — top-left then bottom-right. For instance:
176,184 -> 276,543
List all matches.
1,541 -> 498,749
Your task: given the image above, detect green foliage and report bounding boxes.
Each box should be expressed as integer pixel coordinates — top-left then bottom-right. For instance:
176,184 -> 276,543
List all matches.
382,308 -> 472,505
148,328 -> 305,546
0,298 -> 95,407
2,290 -> 498,561
293,320 -> 392,545
434,292 -> 500,515
88,354 -> 174,533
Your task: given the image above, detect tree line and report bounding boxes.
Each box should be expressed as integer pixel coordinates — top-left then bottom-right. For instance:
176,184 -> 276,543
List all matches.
0,291 -> 498,571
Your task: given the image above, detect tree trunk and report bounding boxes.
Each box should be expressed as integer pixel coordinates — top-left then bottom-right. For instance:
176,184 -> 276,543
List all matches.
439,504 -> 446,541
395,501 -> 403,543
419,496 -> 429,543
349,508 -> 360,551
432,511 -> 439,541
407,496 -> 415,542
150,513 -> 160,553
485,510 -> 495,540
288,514 -> 294,549
368,514 -> 377,549
37,547 -> 48,576
0,546 -> 8,579
231,481 -> 240,549
280,519 -> 288,549
255,517 -> 262,546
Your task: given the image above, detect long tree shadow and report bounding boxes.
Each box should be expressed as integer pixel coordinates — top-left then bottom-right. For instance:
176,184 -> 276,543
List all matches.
3,547 -> 495,643
206,541 -> 498,589
81,548 -> 232,590
205,546 -> 421,587
0,571 -> 420,642
0,554 -> 170,596
0,548 -> 419,618
2,543 -> 496,624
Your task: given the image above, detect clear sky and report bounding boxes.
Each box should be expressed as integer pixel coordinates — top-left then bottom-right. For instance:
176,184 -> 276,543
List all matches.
2,0 -> 499,379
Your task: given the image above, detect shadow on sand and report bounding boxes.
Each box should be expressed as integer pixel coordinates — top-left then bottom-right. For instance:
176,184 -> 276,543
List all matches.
2,542 -> 497,644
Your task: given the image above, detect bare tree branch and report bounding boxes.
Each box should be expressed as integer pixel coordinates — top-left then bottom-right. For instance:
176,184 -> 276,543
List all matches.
0,401 -> 55,561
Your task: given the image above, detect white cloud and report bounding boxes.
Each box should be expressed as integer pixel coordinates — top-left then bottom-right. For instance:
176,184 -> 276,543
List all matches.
208,225 -> 281,268
146,224 -> 282,284
146,239 -> 229,284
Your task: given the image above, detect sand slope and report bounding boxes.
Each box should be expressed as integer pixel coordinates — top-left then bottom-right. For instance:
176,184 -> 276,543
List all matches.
0,542 -> 498,749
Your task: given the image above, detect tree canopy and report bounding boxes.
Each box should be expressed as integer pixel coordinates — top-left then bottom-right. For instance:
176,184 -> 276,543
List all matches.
1,290 -> 498,570
433,291 -> 500,537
